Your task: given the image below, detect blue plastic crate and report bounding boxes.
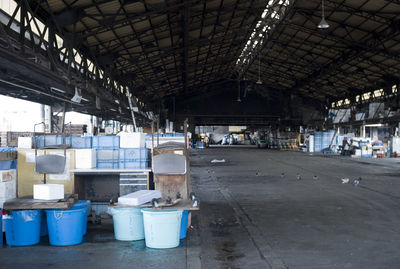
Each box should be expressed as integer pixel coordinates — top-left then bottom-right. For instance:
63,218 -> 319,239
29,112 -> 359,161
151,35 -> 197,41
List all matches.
96,161 -> 119,169
0,160 -> 17,170
35,135 -> 71,148
96,149 -> 119,161
92,136 -> 120,149
119,148 -> 149,161
71,136 -> 92,148
119,160 -> 150,169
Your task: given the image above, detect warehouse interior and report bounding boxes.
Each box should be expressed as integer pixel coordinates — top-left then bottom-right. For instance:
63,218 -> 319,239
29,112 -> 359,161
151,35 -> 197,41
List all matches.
0,0 -> 400,268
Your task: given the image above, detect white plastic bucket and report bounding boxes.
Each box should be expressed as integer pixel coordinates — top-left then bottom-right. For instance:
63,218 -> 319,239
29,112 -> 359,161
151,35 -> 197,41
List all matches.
141,209 -> 182,249
109,207 -> 145,241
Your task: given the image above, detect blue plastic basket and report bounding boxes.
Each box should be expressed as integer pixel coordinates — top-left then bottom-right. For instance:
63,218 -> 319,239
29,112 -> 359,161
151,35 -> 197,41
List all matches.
35,135 -> 72,148
92,136 -> 120,149
71,137 -> 92,148
119,148 -> 149,161
97,149 -> 119,161
97,161 -> 119,169
119,160 -> 150,169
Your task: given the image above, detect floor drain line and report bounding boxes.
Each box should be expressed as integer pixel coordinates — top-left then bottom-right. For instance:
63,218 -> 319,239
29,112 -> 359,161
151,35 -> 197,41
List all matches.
219,188 -> 289,269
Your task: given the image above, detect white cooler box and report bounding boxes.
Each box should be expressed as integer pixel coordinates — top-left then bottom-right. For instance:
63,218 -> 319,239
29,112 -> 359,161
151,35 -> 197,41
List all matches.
33,184 -> 64,200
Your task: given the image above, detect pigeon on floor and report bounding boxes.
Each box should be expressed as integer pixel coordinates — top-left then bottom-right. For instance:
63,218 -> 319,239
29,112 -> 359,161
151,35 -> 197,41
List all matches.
341,178 -> 350,184
280,173 -> 285,178
296,173 -> 301,180
353,177 -> 362,186
313,175 -> 318,180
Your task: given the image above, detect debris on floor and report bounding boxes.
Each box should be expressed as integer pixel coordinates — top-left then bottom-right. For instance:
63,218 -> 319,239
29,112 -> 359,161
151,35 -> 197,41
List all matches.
341,178 -> 350,184
211,159 -> 226,163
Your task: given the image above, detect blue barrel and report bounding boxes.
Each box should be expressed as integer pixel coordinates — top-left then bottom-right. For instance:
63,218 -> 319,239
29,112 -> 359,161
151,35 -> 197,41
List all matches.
45,208 -> 85,246
108,207 -> 145,241
70,200 -> 91,235
180,210 -> 189,239
40,212 -> 48,237
0,209 -> 2,245
4,210 -> 42,246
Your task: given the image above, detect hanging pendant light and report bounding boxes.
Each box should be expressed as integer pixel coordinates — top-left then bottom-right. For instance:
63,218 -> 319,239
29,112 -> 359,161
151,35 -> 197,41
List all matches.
256,54 -> 262,85
318,0 -> 329,29
236,78 -> 241,102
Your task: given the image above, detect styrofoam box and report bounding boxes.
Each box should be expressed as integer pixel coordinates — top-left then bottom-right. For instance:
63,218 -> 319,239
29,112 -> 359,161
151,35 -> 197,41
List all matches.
119,132 -> 146,148
33,184 -> 64,200
0,169 -> 16,182
0,179 -> 16,200
18,137 -> 33,149
118,190 -> 161,206
75,149 -> 96,169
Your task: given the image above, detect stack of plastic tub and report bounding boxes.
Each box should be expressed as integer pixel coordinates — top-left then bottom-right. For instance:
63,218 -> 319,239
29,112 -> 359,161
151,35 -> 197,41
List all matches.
119,148 -> 150,169
4,210 -> 42,246
45,207 -> 86,246
0,209 -> 2,245
69,200 -> 91,235
314,132 -> 323,152
141,209 -> 183,249
108,206 -> 145,241
96,149 -> 119,169
180,210 -> 189,239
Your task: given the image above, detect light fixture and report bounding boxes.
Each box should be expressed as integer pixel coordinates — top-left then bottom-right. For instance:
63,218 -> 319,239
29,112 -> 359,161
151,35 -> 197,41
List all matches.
237,79 -> 241,102
71,87 -> 82,103
318,0 -> 329,29
256,54 -> 262,85
50,87 -> 66,93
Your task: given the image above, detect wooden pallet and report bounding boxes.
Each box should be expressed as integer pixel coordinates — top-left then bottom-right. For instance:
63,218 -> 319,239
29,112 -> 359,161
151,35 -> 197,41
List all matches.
3,194 -> 77,211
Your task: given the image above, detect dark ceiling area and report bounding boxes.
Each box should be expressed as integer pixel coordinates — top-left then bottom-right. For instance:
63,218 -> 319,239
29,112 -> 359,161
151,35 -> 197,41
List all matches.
0,0 -> 399,125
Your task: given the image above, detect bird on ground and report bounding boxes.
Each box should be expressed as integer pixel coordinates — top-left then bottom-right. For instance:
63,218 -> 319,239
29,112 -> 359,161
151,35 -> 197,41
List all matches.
353,177 -> 362,186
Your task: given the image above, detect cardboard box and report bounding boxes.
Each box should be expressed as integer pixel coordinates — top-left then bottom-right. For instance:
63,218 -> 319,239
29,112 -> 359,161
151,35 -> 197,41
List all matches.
0,151 -> 17,161
17,149 -> 45,197
0,169 -> 16,182
0,179 -> 16,200
17,149 -> 75,197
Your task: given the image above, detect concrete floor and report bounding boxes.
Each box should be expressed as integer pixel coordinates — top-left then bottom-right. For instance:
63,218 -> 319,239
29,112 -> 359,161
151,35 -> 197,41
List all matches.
2,147 -> 400,269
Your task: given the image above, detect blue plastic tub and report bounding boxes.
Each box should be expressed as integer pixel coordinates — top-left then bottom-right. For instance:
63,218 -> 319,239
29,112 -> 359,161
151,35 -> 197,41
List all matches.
40,212 -> 48,237
4,210 -> 42,246
0,209 -> 2,245
96,161 -> 119,169
92,136 -> 120,149
0,160 -> 17,170
119,160 -> 150,169
45,208 -> 85,246
141,209 -> 182,249
71,137 -> 92,148
96,149 -> 120,161
109,207 -> 145,241
70,200 -> 91,235
119,148 -> 150,161
180,210 -> 189,239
